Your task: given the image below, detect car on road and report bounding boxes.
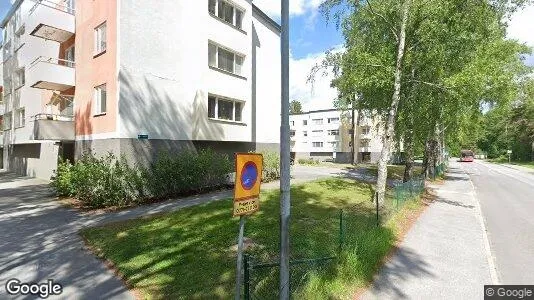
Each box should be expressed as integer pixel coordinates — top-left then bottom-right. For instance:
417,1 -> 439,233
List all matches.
460,150 -> 474,162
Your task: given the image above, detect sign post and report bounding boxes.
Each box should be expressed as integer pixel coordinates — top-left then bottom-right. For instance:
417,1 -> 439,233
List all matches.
507,150 -> 512,163
234,153 -> 263,300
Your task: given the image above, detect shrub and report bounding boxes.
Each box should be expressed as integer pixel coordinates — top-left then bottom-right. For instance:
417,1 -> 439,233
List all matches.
50,158 -> 75,197
260,151 -> 281,182
51,149 -> 234,208
298,158 -> 320,165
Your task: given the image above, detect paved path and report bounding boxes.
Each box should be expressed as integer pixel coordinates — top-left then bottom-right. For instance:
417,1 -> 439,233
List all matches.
462,160 -> 534,284
362,160 -> 494,300
0,165 -> 361,299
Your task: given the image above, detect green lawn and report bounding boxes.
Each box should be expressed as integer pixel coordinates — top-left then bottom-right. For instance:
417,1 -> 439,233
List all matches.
352,164 -> 423,180
489,158 -> 534,169
82,178 -> 423,299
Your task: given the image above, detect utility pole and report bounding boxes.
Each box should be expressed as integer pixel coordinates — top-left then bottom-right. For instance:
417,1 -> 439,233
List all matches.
279,0 -> 290,299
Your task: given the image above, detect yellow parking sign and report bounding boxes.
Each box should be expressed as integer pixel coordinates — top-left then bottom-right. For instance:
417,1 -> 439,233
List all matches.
233,153 -> 263,216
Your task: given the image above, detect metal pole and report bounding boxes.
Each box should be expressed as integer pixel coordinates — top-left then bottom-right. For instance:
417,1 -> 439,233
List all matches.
375,192 -> 379,227
244,255 -> 250,300
280,0 -> 291,299
235,216 -> 246,300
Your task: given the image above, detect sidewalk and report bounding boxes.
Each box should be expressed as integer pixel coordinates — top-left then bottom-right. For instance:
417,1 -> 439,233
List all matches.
361,160 -> 495,299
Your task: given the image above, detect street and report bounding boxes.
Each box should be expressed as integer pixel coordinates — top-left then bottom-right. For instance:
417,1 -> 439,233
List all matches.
462,160 -> 534,284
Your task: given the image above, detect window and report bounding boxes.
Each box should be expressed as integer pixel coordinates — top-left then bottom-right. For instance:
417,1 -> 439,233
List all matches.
208,0 -> 216,14
328,129 -> 339,136
65,46 -> 75,67
5,93 -> 12,112
290,120 -> 294,126
361,139 -> 370,148
328,117 -> 339,124
94,22 -> 107,55
210,0 -> 245,30
312,130 -> 323,137
94,84 -> 107,115
303,131 -> 307,137
208,42 -> 245,76
303,120 -> 307,125
15,68 -> 25,88
208,94 -> 243,122
13,90 -> 20,109
329,141 -> 339,149
66,0 -> 75,14
361,126 -> 370,135
312,118 -> 323,125
3,112 -> 12,130
312,142 -> 323,148
14,108 -> 24,128
290,130 -> 296,137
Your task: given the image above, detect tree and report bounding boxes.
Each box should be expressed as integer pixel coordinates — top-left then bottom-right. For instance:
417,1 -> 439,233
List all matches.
289,100 -> 303,114
315,0 -> 532,205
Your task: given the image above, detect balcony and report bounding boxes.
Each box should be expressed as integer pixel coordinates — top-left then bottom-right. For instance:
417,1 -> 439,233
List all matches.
28,57 -> 75,91
27,0 -> 75,43
33,113 -> 74,141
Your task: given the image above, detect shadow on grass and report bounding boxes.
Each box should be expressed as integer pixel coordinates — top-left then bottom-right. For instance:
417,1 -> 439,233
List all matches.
81,178 -> 429,299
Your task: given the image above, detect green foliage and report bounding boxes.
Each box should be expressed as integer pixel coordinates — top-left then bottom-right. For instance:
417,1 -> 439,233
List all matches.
51,150 -> 233,208
289,100 -> 303,114
260,151 -> 281,182
298,158 -> 320,165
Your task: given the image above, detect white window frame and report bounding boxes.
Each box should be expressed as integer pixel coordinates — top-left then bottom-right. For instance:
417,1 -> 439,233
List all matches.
312,118 -> 323,125
361,139 -> 370,148
94,22 -> 107,56
3,112 -> 12,130
312,142 -> 323,148
14,107 -> 25,128
94,84 -> 107,115
303,131 -> 307,137
328,129 -> 339,136
208,94 -> 244,122
65,45 -> 75,67
328,117 -> 339,124
303,120 -> 307,125
312,130 -> 323,137
15,68 -> 25,89
210,0 -> 246,31
208,42 -> 245,77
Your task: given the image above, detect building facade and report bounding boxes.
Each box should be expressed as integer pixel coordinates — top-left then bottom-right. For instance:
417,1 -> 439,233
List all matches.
1,0 -> 281,179
290,109 -> 400,164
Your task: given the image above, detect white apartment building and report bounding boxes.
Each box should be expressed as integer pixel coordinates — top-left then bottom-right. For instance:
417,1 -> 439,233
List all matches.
290,109 -> 400,164
1,0 -> 281,179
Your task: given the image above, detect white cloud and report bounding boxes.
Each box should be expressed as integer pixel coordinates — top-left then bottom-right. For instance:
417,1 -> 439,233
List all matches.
290,46 -> 343,111
507,4 -> 534,47
253,0 -> 324,18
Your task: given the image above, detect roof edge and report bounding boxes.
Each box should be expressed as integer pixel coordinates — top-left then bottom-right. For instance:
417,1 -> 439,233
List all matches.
252,3 -> 281,32
290,108 -> 347,115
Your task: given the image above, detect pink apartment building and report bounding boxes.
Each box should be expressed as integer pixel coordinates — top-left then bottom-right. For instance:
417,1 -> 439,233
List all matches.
1,0 -> 281,179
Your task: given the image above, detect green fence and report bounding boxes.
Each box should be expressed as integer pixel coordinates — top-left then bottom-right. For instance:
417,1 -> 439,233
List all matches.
393,176 -> 425,208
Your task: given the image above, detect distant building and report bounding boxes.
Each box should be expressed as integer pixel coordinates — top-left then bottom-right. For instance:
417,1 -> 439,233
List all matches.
290,108 -> 402,164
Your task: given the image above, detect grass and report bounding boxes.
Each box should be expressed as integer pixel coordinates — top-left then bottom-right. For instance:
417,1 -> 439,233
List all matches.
488,158 -> 534,169
353,164 -> 423,180
82,178 -> 423,299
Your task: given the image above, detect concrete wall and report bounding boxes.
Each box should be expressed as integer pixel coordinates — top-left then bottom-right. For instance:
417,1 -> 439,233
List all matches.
7,141 -> 59,179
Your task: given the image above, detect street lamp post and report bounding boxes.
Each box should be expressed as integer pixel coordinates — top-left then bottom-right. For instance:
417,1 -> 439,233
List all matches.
279,0 -> 291,299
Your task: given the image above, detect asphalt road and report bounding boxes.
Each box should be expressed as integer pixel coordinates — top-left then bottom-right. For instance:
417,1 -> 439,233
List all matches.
461,160 -> 534,284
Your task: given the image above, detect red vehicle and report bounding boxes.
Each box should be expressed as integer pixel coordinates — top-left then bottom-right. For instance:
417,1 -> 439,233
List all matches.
460,150 -> 474,162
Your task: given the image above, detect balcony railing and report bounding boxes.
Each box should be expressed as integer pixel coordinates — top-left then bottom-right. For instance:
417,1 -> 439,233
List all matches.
29,0 -> 75,16
33,113 -> 74,141
30,56 -> 76,68
28,56 -> 75,91
28,0 -> 75,43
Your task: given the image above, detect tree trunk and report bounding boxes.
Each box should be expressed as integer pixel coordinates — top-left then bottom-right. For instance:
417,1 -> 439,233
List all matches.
403,131 -> 414,182
376,0 -> 412,206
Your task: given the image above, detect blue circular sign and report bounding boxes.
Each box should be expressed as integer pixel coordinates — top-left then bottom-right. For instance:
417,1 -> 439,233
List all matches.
241,162 -> 258,190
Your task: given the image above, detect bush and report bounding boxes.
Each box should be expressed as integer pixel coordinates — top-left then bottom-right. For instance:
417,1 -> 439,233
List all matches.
298,158 -> 320,165
260,151 -> 281,182
51,150 -> 233,208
